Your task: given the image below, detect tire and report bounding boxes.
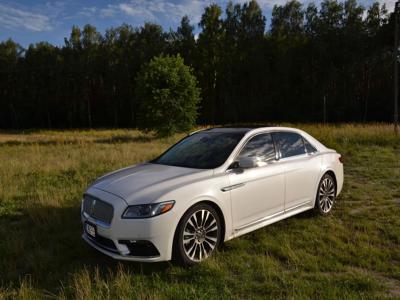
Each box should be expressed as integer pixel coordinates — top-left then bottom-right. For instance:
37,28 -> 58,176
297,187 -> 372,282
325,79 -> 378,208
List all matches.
314,173 -> 336,215
173,203 -> 222,266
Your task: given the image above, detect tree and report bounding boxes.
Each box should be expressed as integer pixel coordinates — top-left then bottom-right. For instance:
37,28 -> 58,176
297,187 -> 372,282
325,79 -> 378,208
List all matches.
305,3 -> 319,36
24,42 -> 60,128
220,2 -> 242,122
0,39 -> 24,128
197,4 -> 224,124
271,0 -> 304,38
135,55 -> 201,136
170,16 -> 196,66
239,0 -> 266,40
237,0 -> 266,121
0,0 -> 397,128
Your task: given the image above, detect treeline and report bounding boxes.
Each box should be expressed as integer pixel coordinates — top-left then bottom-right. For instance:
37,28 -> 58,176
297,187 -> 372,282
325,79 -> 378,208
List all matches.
0,0 -> 395,129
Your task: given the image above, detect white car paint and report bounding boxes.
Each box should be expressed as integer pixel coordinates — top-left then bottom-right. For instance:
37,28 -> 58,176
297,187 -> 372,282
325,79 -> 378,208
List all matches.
81,127 -> 343,262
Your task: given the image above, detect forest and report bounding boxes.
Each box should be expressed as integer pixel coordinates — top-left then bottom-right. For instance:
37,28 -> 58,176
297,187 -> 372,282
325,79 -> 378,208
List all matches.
0,0 -> 395,129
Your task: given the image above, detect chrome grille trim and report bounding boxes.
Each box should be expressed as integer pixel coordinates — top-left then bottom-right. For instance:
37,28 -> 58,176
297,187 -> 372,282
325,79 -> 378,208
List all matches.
83,194 -> 114,225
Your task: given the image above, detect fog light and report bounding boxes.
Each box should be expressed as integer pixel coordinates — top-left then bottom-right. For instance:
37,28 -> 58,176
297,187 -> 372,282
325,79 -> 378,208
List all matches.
118,240 -> 160,257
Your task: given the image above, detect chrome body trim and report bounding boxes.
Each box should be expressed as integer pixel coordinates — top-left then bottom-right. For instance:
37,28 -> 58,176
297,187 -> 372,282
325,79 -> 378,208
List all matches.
234,210 -> 285,232
221,183 -> 246,192
284,201 -> 311,213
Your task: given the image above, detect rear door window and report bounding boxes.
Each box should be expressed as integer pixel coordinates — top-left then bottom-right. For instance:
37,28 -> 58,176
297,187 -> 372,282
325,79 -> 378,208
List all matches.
274,132 -> 306,158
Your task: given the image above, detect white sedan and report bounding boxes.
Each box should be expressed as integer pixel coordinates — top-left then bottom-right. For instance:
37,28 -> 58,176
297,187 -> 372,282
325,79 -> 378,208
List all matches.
81,127 -> 343,265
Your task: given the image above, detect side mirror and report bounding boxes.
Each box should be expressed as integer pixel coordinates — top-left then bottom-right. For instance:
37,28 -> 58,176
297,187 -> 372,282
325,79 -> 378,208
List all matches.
237,157 -> 258,169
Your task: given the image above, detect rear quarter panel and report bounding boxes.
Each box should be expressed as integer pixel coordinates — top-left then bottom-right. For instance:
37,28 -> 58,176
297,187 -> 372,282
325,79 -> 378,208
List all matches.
321,151 -> 344,196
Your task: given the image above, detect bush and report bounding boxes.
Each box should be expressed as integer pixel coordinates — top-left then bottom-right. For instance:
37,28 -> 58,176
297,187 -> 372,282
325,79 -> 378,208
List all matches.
135,55 -> 201,136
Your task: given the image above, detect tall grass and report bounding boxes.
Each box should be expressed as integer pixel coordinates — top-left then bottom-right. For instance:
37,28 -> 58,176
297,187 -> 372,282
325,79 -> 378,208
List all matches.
0,124 -> 399,299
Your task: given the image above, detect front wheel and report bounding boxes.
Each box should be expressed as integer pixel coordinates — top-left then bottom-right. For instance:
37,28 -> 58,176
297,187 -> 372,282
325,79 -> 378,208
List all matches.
173,203 -> 222,265
314,173 -> 336,215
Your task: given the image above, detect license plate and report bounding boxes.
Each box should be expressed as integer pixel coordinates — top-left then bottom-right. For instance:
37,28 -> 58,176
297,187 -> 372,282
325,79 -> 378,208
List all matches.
85,222 -> 96,238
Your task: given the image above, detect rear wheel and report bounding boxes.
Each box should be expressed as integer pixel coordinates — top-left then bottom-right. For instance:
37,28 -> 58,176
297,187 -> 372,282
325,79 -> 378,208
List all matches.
314,173 -> 336,215
173,203 -> 222,265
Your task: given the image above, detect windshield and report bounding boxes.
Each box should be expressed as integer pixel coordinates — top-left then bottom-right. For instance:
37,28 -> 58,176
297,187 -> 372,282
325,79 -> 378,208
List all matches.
153,132 -> 244,169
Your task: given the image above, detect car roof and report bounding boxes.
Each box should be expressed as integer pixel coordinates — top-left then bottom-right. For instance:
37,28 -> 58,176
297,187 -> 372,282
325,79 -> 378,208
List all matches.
198,126 -> 297,134
192,126 -> 328,151
202,127 -> 254,133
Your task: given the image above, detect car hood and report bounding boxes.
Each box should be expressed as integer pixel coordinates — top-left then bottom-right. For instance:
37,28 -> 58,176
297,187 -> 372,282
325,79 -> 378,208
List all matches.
90,163 -> 213,204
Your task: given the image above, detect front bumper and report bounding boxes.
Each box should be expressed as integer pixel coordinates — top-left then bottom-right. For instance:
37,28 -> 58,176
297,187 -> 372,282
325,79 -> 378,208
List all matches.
81,187 -> 177,262
82,234 -> 165,262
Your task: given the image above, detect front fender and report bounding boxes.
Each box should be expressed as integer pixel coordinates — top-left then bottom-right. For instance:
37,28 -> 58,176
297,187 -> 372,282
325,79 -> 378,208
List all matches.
158,174 -> 232,260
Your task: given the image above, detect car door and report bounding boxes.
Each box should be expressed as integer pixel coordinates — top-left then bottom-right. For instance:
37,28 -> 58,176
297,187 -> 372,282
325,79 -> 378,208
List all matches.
273,131 -> 322,211
228,133 -> 285,230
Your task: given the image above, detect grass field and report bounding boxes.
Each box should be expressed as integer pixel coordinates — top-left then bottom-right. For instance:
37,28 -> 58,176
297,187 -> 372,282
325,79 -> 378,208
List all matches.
0,124 -> 399,299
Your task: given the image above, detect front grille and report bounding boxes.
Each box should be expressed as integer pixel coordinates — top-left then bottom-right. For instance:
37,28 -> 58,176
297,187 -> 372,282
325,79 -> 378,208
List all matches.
83,194 -> 114,224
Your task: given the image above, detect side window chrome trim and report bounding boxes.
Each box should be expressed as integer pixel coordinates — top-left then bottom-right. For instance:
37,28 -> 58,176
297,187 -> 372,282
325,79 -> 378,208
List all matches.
276,153 -> 310,162
224,129 -> 319,172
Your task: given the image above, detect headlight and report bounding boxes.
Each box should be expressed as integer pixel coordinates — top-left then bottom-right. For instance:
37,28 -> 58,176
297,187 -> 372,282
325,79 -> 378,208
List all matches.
122,201 -> 175,219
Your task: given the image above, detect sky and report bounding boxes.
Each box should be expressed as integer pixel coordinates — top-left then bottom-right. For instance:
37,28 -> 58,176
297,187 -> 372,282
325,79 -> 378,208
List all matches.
0,0 -> 396,48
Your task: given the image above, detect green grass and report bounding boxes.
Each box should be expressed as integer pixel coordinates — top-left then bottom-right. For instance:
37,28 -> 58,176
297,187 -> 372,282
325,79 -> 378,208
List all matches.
0,124 -> 399,299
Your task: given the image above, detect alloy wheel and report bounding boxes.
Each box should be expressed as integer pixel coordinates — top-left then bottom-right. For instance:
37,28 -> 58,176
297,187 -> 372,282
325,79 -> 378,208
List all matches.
318,177 -> 335,213
182,209 -> 219,262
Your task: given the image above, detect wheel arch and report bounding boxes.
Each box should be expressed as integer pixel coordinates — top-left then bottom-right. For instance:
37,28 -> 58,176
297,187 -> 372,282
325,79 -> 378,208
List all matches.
172,200 -> 226,258
313,169 -> 338,208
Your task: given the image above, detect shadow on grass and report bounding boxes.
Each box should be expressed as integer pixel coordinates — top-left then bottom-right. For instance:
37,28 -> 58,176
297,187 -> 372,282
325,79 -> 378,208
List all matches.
291,209 -> 315,219
0,199 -> 324,294
0,203 -> 172,292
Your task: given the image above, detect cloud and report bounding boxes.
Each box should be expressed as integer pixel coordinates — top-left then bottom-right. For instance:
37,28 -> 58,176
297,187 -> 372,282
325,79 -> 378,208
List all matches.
233,0 -> 285,7
0,3 -> 52,32
378,0 -> 396,11
101,0 -> 207,24
79,6 -> 97,18
119,2 -> 156,19
100,5 -> 116,18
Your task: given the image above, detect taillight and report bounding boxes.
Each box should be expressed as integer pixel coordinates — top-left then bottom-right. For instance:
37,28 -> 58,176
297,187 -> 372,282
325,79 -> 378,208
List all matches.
338,155 -> 344,163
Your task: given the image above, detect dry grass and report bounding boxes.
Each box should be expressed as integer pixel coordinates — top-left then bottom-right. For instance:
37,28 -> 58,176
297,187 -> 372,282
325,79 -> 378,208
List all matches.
0,124 -> 399,299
